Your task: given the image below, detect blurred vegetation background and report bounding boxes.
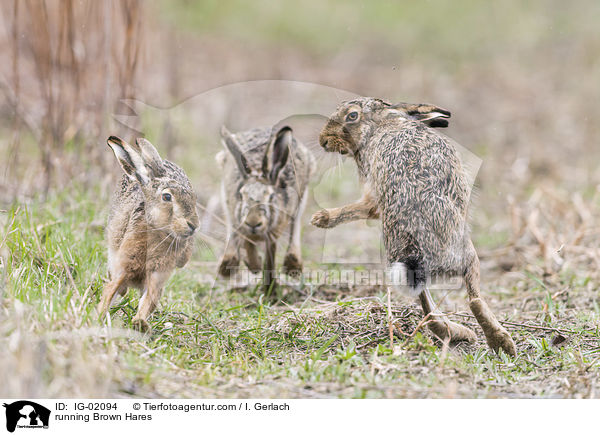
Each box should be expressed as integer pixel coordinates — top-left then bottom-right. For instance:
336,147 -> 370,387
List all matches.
2,0 -> 599,258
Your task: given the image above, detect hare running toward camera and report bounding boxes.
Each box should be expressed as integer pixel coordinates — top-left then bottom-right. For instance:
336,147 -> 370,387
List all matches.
311,98 -> 516,356
98,136 -> 199,331
217,125 -> 315,292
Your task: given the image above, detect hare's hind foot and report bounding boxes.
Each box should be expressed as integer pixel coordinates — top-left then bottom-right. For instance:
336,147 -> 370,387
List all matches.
463,243 -> 516,356
131,316 -> 151,332
282,252 -> 302,278
427,317 -> 477,344
418,288 -> 477,344
98,274 -> 127,320
469,298 -> 516,356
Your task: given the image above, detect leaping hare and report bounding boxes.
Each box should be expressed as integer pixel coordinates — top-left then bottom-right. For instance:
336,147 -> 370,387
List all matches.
217,125 -> 315,292
99,136 -> 199,331
311,98 -> 516,356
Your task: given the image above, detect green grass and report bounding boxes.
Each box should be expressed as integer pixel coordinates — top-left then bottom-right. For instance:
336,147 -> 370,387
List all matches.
1,187 -> 600,398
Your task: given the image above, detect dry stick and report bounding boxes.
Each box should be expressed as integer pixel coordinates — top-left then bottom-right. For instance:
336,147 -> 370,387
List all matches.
450,312 -> 593,335
393,311 -> 438,339
136,342 -> 179,370
584,355 -> 600,372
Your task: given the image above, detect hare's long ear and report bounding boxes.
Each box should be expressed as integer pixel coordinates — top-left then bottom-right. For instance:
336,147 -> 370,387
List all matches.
220,126 -> 250,178
136,138 -> 166,178
107,136 -> 152,185
263,126 -> 291,185
392,103 -> 451,128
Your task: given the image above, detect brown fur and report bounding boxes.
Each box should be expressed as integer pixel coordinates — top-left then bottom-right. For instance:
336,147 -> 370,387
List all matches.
312,97 -> 516,356
217,125 -> 315,292
98,136 -> 199,331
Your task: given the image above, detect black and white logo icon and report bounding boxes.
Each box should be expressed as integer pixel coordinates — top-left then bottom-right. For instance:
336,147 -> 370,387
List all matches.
3,401 -> 50,433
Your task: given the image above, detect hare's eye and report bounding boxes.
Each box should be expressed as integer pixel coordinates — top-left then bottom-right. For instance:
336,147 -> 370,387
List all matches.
162,193 -> 172,202
345,111 -> 359,122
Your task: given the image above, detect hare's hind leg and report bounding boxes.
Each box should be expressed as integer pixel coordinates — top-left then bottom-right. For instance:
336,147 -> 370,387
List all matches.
283,190 -> 307,277
262,237 -> 277,295
418,288 -> 477,344
131,270 -> 169,332
464,241 -> 516,356
243,240 -> 262,274
98,273 -> 127,319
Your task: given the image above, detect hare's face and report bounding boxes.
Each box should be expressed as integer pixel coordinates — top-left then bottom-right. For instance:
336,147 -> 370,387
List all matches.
320,101 -> 373,155
107,135 -> 199,240
236,180 -> 280,237
221,125 -> 293,238
320,98 -> 451,156
144,180 -> 199,239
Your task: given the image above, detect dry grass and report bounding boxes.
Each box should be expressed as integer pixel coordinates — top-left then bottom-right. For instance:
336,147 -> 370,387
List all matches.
0,0 -> 144,198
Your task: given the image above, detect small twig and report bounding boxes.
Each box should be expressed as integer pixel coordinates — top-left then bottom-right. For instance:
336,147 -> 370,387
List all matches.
137,342 -> 179,370
584,355 -> 600,372
450,312 -> 592,335
393,311 -> 445,339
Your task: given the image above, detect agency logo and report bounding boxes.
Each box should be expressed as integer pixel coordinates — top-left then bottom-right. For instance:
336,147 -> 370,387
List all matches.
3,401 -> 50,433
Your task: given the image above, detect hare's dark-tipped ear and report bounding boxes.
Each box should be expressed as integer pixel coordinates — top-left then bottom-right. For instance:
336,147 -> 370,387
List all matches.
393,103 -> 451,128
220,125 -> 251,177
136,138 -> 166,177
107,136 -> 151,184
263,126 -> 291,185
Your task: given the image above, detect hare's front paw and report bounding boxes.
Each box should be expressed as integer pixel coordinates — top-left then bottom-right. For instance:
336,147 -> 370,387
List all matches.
283,253 -> 303,278
311,209 -> 331,228
244,256 -> 263,274
218,255 -> 239,277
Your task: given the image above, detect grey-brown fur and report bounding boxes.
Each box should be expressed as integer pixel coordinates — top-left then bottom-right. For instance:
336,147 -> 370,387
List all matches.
312,97 -> 516,356
217,125 -> 315,292
98,136 -> 199,331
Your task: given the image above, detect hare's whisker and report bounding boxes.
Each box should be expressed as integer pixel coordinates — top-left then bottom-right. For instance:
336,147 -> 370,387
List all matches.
150,232 -> 174,254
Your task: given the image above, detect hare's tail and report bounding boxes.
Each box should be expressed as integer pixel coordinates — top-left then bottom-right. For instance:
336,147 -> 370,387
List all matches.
388,262 -> 425,297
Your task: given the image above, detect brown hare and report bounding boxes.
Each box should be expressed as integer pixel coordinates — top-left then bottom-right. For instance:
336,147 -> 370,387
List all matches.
217,125 -> 315,292
311,98 -> 516,356
98,136 -> 199,331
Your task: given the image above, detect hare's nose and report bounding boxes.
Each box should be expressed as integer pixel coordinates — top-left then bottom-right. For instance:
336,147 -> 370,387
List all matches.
245,221 -> 264,232
187,221 -> 197,233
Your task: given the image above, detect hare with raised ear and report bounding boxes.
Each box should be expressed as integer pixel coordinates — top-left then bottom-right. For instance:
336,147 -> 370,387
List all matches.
98,136 -> 199,331
217,125 -> 315,292
311,98 -> 516,356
